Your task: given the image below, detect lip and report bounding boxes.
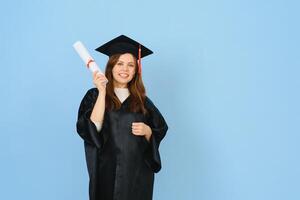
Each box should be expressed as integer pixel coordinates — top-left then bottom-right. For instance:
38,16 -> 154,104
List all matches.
118,73 -> 129,78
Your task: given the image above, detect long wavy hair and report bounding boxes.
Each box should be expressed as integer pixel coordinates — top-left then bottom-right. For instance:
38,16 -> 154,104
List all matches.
104,53 -> 148,115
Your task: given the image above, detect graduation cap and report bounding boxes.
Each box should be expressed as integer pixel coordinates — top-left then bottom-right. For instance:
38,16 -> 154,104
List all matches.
95,35 -> 153,75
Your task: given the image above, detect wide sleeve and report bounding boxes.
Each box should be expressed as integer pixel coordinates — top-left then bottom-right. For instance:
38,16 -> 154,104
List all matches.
142,97 -> 169,173
76,88 -> 106,149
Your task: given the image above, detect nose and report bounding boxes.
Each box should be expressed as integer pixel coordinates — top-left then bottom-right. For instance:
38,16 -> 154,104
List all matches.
120,65 -> 129,71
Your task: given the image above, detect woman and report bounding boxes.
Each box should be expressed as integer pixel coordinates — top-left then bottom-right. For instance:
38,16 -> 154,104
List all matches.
76,35 -> 169,200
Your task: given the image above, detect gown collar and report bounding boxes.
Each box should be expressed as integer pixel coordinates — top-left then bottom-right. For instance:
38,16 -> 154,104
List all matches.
114,87 -> 130,103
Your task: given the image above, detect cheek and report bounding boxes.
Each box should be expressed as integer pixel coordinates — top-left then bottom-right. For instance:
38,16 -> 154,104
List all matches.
112,67 -> 118,75
129,68 -> 136,77
112,70 -> 118,79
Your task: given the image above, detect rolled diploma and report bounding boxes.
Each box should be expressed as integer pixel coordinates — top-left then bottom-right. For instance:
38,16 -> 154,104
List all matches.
73,41 -> 108,83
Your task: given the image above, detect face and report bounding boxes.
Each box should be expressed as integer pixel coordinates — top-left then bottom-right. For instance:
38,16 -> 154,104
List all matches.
112,53 -> 136,88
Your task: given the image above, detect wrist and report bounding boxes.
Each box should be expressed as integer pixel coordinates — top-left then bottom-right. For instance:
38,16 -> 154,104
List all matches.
146,127 -> 152,137
97,90 -> 106,97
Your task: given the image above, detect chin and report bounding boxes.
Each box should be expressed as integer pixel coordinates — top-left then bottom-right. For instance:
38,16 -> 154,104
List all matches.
118,79 -> 129,84
114,79 -> 130,86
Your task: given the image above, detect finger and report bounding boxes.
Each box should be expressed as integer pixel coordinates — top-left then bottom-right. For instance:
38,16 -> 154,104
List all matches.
98,76 -> 107,81
93,75 -> 99,81
132,127 -> 143,133
132,124 -> 142,129
95,76 -> 103,81
98,75 -> 107,82
132,130 -> 142,135
132,132 -> 139,136
101,79 -> 107,84
132,122 -> 143,126
132,126 -> 140,130
96,73 -> 103,79
96,74 -> 106,80
93,71 -> 99,78
95,77 -> 102,82
132,128 -> 141,133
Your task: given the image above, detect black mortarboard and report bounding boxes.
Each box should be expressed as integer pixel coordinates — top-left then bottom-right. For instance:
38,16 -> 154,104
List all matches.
95,35 -> 153,74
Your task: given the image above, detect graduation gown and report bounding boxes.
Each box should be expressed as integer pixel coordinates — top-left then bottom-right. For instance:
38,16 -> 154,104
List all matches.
76,88 -> 168,200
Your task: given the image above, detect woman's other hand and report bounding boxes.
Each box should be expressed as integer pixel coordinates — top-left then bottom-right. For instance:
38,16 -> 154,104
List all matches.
132,122 -> 152,142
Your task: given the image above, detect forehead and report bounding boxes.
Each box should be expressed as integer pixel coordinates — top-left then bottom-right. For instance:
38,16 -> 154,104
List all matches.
118,53 -> 135,62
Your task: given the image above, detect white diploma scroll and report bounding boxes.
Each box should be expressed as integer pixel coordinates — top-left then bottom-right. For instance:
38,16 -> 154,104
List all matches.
73,41 -> 108,84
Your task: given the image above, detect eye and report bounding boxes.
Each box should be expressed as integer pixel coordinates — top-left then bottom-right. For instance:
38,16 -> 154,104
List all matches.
117,62 -> 123,66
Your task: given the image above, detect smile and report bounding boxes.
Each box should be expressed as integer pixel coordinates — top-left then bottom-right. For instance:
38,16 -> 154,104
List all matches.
119,73 -> 129,78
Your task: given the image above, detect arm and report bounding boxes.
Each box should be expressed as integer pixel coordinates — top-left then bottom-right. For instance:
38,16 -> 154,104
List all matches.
76,72 -> 108,147
76,89 -> 103,148
90,90 -> 106,131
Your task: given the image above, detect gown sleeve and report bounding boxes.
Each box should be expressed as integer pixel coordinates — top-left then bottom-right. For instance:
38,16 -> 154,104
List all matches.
142,97 -> 169,173
76,88 -> 107,149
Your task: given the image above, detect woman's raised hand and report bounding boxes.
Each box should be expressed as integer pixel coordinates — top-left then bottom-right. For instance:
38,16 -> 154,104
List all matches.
93,71 -> 108,94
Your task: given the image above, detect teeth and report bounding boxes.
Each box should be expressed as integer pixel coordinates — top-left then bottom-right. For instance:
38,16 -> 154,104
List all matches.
119,73 -> 129,78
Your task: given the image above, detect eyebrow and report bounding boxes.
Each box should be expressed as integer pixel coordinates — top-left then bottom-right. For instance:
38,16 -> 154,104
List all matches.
117,60 -> 134,64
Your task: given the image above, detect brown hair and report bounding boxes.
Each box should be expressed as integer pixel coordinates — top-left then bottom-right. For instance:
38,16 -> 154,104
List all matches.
104,53 -> 148,115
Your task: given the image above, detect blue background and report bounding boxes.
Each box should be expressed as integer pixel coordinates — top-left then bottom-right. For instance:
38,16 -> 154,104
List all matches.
1,0 -> 299,199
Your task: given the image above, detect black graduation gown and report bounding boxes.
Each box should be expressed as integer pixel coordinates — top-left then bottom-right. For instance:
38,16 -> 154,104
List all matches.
76,88 -> 168,200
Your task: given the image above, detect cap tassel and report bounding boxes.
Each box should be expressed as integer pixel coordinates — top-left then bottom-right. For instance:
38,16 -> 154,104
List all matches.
138,44 -> 142,74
